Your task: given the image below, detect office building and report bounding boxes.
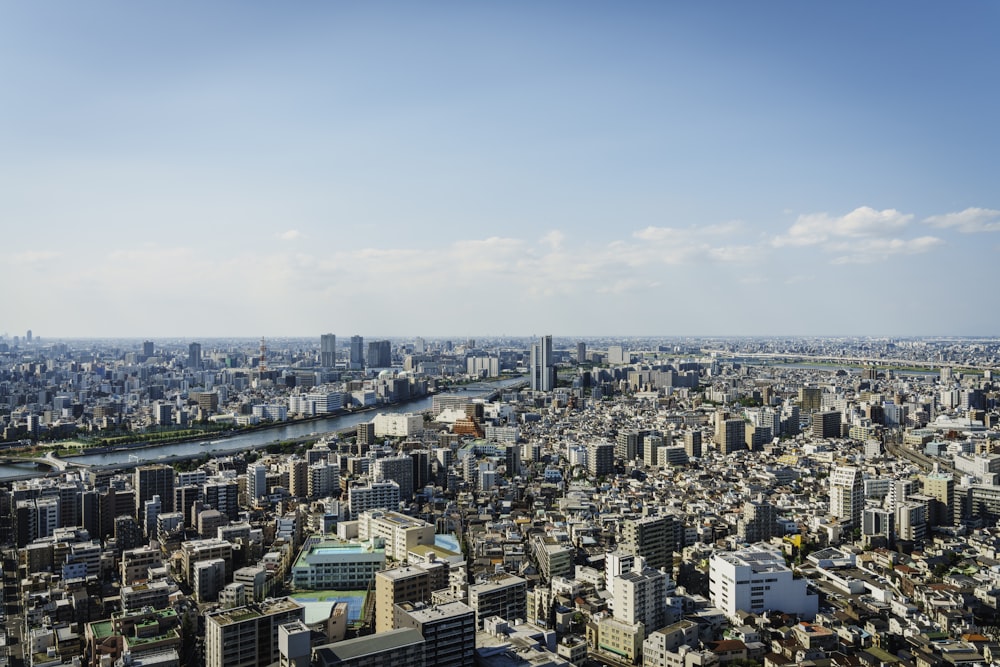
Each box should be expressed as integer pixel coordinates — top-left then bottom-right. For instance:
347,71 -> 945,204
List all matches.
204,598 -> 305,667
684,431 -> 703,458
321,333 -> 337,367
468,573 -> 528,627
862,508 -> 895,547
394,601 -> 474,667
798,387 -> 823,412
576,342 -> 586,364
529,335 -> 555,392
737,500 -> 777,544
709,547 -> 818,621
811,410 -> 842,439
189,342 -> 202,370
350,335 -> 365,369
587,442 -> 615,477
367,340 -> 392,369
715,417 -> 745,455
135,464 -> 174,519
621,514 -> 675,571
374,455 -> 414,501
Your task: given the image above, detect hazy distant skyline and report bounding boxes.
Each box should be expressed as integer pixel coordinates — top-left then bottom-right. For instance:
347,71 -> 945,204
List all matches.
3,2 -> 998,338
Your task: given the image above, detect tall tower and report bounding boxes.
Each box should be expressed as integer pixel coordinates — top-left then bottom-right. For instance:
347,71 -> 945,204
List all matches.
188,342 -> 202,370
258,337 -> 268,374
350,335 -> 365,369
135,464 -> 175,519
530,335 -> 555,392
320,334 -> 337,367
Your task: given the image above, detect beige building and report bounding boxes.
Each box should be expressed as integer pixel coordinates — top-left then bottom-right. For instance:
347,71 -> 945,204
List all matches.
358,510 -> 435,562
375,566 -> 432,633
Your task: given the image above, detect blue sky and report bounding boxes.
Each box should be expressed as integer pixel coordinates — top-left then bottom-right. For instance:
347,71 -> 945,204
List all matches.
2,2 -> 998,338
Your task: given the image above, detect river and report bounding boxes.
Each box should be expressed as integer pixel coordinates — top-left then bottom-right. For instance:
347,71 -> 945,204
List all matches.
0,377 -> 526,479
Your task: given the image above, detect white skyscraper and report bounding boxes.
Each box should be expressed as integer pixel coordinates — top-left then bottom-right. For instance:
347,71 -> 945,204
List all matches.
830,466 -> 864,527
530,334 -> 555,392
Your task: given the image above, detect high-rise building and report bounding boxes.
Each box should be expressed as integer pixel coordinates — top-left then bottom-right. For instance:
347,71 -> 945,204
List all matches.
142,340 -> 154,358
135,464 -> 174,519
374,455 -> 415,502
205,598 -> 305,667
798,387 -> 823,412
576,342 -> 587,364
862,508 -> 895,547
811,410 -> 842,439
247,464 -> 267,503
737,500 -> 777,544
368,340 -> 392,369
321,333 -> 337,367
715,417 -> 746,455
616,430 -> 648,460
530,335 -> 555,392
922,471 -> 955,527
621,514 -> 676,571
612,560 -> 668,633
350,335 -> 365,369
189,342 -> 202,370
468,573 -> 528,628
348,481 -> 401,518
375,566 -> 431,633
394,601 -> 475,667
287,459 -> 309,499
829,466 -> 863,527
895,501 -> 927,542
587,442 -> 615,477
684,431 -> 703,458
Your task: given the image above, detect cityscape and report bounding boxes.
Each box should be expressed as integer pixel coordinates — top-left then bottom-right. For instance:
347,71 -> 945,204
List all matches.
4,2 -> 1000,667
1,333 -> 1000,667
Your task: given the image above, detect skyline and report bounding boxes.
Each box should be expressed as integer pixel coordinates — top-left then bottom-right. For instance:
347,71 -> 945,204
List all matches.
3,2 -> 999,337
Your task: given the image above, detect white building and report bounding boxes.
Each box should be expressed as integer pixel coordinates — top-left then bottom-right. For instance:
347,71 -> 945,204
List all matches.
709,546 -> 817,621
291,539 -> 386,590
829,466 -> 863,527
373,413 -> 424,438
348,481 -> 401,517
357,510 -> 435,562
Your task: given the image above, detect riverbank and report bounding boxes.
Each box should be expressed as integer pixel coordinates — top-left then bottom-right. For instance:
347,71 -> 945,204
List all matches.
55,394 -> 427,458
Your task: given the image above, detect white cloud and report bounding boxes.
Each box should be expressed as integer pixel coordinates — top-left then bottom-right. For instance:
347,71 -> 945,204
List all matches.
773,206 -> 913,247
540,230 -> 565,250
13,250 -> 61,263
925,207 -> 1000,233
277,229 -> 302,241
829,236 -> 943,264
